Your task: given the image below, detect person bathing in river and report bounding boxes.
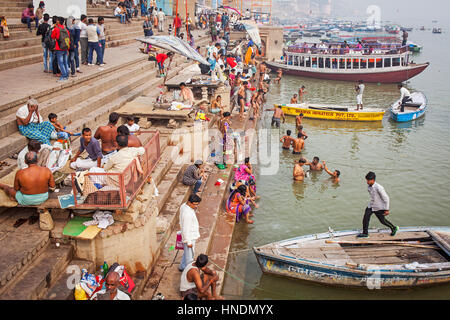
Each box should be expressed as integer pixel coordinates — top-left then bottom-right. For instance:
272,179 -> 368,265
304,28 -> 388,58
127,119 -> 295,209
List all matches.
296,113 -> 304,131
290,94 -> 298,104
322,161 -> 340,183
298,86 -> 306,102
292,132 -> 305,155
226,184 -> 254,224
305,156 -> 323,171
298,125 -> 308,140
293,158 -> 306,181
275,68 -> 282,84
357,171 -> 399,238
280,130 -> 294,150
265,105 -> 286,128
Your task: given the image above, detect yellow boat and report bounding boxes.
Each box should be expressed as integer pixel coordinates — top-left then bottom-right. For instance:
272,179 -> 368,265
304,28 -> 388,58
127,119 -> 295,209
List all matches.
277,103 -> 385,122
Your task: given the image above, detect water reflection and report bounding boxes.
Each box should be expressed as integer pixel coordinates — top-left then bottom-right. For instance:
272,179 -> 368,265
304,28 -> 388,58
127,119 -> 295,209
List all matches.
292,180 -> 306,200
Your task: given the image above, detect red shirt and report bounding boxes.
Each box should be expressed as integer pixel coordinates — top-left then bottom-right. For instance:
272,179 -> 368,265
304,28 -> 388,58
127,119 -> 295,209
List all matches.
156,53 -> 168,64
173,17 -> 181,28
51,24 -> 68,51
226,57 -> 237,68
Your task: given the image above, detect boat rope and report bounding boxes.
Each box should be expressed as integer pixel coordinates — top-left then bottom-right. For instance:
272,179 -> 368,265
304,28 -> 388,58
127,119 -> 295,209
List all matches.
207,258 -> 295,299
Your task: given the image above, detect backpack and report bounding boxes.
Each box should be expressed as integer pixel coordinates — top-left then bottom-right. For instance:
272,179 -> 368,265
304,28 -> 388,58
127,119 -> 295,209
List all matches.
44,26 -> 56,50
57,26 -> 71,51
68,29 -> 75,51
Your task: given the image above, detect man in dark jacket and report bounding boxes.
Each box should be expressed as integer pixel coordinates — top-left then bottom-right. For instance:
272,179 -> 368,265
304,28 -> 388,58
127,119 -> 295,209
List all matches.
36,13 -> 51,73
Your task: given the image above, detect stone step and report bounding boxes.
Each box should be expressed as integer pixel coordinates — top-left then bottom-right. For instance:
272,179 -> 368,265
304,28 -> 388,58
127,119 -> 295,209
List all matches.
0,43 -> 41,60
0,30 -> 37,41
0,52 -> 41,72
0,244 -> 74,300
0,36 -> 41,50
0,62 -> 156,160
0,208 -> 50,296
156,163 -> 185,214
0,2 -> 30,8
0,57 -> 151,140
44,259 -> 95,300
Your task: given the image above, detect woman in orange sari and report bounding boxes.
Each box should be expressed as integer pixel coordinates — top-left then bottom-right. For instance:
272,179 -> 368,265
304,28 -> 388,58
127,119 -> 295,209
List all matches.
226,185 -> 253,224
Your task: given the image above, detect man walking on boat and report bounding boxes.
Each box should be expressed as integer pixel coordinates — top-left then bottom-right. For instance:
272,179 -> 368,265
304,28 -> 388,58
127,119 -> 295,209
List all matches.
356,80 -> 364,111
357,172 -> 399,238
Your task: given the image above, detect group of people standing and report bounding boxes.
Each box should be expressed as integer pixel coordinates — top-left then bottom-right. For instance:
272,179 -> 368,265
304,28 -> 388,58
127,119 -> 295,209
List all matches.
36,12 -> 106,82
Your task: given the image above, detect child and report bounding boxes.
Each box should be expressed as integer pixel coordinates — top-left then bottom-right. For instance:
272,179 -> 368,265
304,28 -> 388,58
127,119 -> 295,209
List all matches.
168,23 -> 172,35
48,113 -> 80,139
124,116 -> 140,133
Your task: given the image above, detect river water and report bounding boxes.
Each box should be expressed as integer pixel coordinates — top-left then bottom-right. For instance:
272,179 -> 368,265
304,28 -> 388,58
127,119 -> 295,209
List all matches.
222,23 -> 450,299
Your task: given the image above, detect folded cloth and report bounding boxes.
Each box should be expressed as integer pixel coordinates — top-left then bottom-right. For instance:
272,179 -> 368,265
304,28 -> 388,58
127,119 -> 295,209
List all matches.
15,191 -> 49,206
83,210 -> 114,229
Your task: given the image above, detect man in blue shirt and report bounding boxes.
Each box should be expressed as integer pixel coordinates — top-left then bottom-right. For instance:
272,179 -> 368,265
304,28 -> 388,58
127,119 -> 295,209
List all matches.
70,128 -> 103,170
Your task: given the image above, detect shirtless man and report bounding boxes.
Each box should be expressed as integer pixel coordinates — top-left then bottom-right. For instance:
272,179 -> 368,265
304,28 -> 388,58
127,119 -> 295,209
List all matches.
210,95 -> 223,115
237,81 -> 247,120
280,130 -> 294,150
250,89 -> 263,120
94,112 -> 119,156
298,86 -> 306,102
180,82 -> 195,105
0,151 -> 55,206
265,105 -> 286,128
258,61 -> 266,82
290,94 -> 298,104
305,156 -> 323,171
323,161 -> 340,183
298,125 -> 308,139
275,68 -> 282,84
117,125 -> 142,147
180,254 -> 224,300
296,113 -> 304,131
293,158 -> 306,181
292,132 -> 305,155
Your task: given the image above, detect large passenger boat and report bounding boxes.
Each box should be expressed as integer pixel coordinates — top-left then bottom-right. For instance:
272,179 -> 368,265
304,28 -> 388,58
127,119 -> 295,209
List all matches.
267,43 -> 429,83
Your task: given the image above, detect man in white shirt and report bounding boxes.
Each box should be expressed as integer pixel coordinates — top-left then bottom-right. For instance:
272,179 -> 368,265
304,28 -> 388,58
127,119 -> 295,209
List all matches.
357,171 -> 398,238
356,79 -> 365,110
178,194 -> 202,272
157,8 -> 165,32
398,83 -> 412,112
103,135 -> 145,173
90,271 -> 131,300
78,15 -> 88,65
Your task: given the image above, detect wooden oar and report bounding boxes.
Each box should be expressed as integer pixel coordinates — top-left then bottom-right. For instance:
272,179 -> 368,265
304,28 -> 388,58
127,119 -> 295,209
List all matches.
325,240 -> 439,250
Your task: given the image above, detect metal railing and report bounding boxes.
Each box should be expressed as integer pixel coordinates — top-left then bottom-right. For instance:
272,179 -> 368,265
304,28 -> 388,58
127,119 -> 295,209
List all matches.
71,131 -> 161,209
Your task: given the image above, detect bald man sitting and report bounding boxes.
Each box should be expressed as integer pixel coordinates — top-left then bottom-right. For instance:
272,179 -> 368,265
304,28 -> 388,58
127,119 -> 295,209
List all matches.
0,151 -> 55,205
90,271 -> 130,300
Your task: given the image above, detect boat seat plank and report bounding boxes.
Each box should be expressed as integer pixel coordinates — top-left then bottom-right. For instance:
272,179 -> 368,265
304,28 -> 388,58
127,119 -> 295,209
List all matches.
427,230 -> 450,256
338,231 -> 430,242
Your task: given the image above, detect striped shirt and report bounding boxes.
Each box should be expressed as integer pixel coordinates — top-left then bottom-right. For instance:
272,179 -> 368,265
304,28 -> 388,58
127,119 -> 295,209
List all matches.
368,182 -> 390,211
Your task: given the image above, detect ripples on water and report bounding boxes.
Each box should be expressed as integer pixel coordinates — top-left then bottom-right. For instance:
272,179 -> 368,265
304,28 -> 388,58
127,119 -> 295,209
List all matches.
222,26 -> 450,299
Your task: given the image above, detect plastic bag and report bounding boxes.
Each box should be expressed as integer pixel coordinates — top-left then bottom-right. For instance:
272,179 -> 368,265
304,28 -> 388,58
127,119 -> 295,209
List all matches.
74,283 -> 88,300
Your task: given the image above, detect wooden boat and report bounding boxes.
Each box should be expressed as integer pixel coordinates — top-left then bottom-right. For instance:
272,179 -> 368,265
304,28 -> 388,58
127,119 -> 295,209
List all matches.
277,103 -> 385,122
269,42 -> 429,83
253,226 -> 450,289
389,92 -> 427,122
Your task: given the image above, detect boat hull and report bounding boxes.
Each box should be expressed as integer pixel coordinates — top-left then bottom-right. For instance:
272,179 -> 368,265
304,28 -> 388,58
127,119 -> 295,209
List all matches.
267,62 -> 429,83
390,107 -> 426,122
253,226 -> 450,289
278,104 -> 385,122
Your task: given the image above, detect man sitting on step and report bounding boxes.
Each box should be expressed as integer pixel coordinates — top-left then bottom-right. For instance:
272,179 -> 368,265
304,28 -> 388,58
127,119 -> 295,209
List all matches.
0,151 -> 55,206
70,128 -> 104,170
94,112 -> 119,161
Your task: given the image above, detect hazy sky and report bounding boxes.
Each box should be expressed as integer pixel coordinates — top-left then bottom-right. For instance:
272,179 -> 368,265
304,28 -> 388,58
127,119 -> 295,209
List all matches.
334,0 -> 450,25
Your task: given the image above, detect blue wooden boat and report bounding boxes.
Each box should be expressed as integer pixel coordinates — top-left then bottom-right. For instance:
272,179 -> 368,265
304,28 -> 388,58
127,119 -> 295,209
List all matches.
253,226 -> 450,289
390,92 -> 427,122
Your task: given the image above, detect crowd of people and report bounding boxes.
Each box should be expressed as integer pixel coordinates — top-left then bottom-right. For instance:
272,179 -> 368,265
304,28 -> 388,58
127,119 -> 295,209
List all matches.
0,103 -> 144,207
31,1 -> 107,82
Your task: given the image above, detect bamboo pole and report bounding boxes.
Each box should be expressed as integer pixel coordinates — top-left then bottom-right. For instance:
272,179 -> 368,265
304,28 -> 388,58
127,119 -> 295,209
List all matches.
174,0 -> 179,36
185,0 -> 189,41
